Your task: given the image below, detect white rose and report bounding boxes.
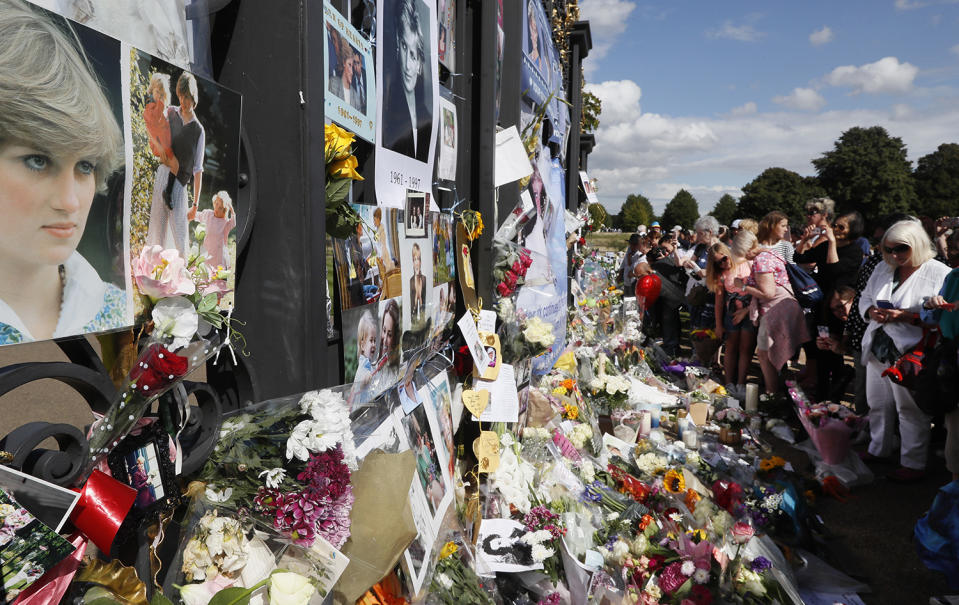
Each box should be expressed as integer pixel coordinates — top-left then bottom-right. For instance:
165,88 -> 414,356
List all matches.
151,296 -> 199,351
269,572 -> 316,605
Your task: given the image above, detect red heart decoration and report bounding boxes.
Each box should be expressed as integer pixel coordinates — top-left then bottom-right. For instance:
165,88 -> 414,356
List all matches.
635,274 -> 662,310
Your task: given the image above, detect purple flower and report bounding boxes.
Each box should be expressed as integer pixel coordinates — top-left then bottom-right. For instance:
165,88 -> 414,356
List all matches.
750,556 -> 772,572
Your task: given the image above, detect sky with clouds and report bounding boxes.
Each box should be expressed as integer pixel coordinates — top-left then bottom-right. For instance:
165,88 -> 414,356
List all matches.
579,0 -> 959,217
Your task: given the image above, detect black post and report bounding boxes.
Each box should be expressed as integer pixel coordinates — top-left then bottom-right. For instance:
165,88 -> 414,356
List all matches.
565,21 -> 592,211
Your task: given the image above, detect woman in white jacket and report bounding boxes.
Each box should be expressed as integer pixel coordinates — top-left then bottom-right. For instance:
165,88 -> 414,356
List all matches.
859,219 -> 950,482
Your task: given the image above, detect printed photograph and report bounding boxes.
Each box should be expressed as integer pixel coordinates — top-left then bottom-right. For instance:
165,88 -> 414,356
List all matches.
0,0 -> 131,346
323,1 -> 376,142
402,479 -> 434,594
376,296 -> 403,380
399,233 -> 433,331
342,304 -> 380,386
120,443 -> 166,509
0,466 -> 79,533
437,0 -> 454,71
404,191 -> 428,238
128,48 -> 242,318
401,402 -> 445,517
370,206 -> 403,299
0,490 -> 76,602
332,221 -> 381,310
422,373 -> 455,482
432,213 -> 455,283
327,23 -> 368,114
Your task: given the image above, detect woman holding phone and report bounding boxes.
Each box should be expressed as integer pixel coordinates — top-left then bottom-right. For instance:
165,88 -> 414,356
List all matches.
0,0 -> 125,344
859,219 -> 950,482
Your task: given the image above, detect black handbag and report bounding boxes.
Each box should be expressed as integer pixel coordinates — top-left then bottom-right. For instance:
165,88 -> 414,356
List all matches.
870,326 -> 901,365
915,337 -> 959,416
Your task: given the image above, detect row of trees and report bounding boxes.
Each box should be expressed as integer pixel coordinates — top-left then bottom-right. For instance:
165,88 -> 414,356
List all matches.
602,127 -> 959,232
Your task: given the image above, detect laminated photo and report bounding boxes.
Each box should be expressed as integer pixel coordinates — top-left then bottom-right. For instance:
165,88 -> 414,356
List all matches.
0,466 -> 79,533
0,489 -> 76,602
437,0 -> 454,71
0,0 -> 132,346
437,95 -> 457,182
400,232 -> 434,332
128,48 -> 242,317
477,518 -> 543,574
375,0 -> 439,209
396,395 -> 451,525
420,372 -> 455,483
404,191 -> 429,238
432,213 -> 455,284
324,0 -> 376,143
332,223 -> 381,310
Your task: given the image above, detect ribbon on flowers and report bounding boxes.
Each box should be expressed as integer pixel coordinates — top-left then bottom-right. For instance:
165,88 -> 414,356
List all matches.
69,470 -> 137,554
11,533 -> 87,605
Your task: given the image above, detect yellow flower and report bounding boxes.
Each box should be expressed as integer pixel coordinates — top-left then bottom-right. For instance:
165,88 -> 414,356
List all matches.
328,155 -> 364,181
759,456 -> 786,472
552,386 -> 568,396
714,385 -> 727,396
325,123 -> 355,160
461,210 -> 484,241
563,403 -> 579,420
663,469 -> 686,493
439,541 -> 458,560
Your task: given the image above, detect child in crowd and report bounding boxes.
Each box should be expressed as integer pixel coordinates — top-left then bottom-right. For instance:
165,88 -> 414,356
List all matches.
354,310 -> 377,384
188,191 -> 236,270
142,72 -> 179,209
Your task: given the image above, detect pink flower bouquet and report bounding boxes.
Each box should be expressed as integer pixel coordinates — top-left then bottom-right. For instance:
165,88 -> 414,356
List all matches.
787,381 -> 864,464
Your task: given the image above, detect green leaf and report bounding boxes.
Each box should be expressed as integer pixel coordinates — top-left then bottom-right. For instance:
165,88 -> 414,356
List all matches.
198,293 -> 218,313
152,592 -> 176,605
208,586 -> 254,605
86,598 -> 124,605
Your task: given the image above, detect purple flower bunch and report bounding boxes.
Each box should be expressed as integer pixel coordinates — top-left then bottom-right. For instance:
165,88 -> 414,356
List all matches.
255,445 -> 354,548
750,555 -> 772,572
523,505 -> 565,540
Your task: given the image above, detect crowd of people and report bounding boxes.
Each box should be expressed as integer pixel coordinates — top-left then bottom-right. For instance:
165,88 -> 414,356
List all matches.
618,201 -> 959,483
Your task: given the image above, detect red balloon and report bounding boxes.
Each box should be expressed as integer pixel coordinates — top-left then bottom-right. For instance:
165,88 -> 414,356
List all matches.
635,274 -> 661,310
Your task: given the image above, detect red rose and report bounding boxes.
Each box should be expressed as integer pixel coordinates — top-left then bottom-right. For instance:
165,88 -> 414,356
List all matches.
128,343 -> 188,396
711,480 -> 744,514
520,252 -> 533,268
578,237 -> 586,245
504,270 -> 518,288
511,260 -> 523,275
453,345 -> 473,378
496,282 -> 512,297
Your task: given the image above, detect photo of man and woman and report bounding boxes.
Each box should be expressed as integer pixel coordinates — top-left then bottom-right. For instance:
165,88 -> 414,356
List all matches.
405,191 -> 428,237
327,22 -> 367,115
0,0 -> 131,347
129,49 -> 242,317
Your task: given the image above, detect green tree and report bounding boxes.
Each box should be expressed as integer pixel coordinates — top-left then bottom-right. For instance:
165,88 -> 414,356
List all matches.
660,189 -> 699,230
738,167 -> 826,225
581,91 -> 602,133
913,143 -> 959,219
619,194 -> 654,232
587,203 -> 609,229
711,193 -> 738,226
812,126 -> 917,220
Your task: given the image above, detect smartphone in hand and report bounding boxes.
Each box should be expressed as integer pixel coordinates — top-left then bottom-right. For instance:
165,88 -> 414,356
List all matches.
876,300 -> 894,309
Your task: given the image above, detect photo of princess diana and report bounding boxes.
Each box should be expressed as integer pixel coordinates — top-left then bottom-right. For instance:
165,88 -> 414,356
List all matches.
0,0 -> 130,346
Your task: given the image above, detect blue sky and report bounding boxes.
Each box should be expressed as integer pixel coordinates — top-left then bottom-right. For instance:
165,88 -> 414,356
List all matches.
580,0 -> 959,217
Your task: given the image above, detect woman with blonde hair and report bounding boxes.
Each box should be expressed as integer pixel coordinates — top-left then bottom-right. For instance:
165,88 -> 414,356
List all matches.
705,241 -> 755,398
733,230 -> 810,397
0,0 -> 126,344
859,219 -> 950,482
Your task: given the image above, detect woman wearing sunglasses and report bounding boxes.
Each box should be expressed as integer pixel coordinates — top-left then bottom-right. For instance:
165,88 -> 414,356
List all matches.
860,219 -> 950,482
705,241 -> 755,399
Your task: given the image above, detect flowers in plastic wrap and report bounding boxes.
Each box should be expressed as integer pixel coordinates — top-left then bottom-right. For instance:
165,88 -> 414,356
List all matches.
492,241 -> 533,299
489,444 -> 538,514
430,541 -> 495,605
200,389 -> 355,549
522,505 -> 566,584
325,123 -> 366,239
182,511 -> 250,582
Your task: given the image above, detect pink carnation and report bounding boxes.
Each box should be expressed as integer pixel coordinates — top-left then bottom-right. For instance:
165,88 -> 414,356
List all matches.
658,561 -> 688,595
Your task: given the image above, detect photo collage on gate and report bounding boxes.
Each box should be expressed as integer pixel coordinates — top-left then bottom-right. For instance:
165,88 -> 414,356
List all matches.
0,0 -> 241,349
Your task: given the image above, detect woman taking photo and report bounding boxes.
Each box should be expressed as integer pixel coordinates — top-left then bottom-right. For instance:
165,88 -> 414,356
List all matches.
733,230 -> 809,397
705,241 -> 755,399
860,219 -> 950,482
0,0 -> 125,345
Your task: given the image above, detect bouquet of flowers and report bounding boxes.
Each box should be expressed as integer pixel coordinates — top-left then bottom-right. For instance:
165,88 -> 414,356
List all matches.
492,241 -> 534,299
430,541 -> 495,605
198,389 -> 356,549
788,381 -> 863,465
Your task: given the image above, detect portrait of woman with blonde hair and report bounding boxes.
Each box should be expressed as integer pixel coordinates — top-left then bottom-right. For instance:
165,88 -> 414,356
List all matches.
0,0 -> 126,345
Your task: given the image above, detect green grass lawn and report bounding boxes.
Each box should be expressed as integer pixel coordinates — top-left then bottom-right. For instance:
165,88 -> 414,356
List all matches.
586,232 -> 629,252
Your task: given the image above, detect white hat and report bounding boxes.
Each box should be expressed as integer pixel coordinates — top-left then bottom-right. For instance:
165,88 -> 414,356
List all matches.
731,219 -> 742,229
671,225 -> 682,232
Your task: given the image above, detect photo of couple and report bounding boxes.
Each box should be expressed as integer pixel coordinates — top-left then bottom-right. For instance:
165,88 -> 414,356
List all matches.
327,21 -> 367,115
129,49 -> 242,316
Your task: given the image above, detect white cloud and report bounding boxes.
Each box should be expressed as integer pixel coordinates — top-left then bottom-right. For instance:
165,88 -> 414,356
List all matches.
586,78 -> 959,213
580,0 -> 637,71
707,19 -> 766,42
824,56 -> 919,94
895,0 -> 959,10
809,26 -> 834,46
951,43 -> 959,56
772,87 -> 827,111
730,101 -> 758,115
